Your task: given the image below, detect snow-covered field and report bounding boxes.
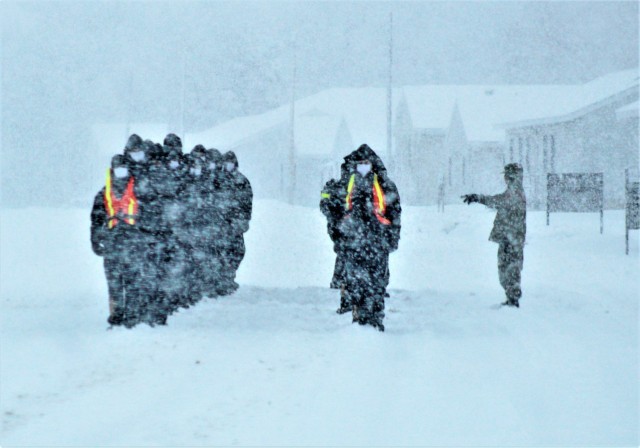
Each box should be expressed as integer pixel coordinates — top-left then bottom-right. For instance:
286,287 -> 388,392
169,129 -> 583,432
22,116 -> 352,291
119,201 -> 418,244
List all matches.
1,201 -> 638,447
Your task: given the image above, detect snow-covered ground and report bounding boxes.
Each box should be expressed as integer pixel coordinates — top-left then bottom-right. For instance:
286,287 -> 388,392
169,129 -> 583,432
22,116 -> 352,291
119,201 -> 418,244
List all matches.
1,201 -> 638,446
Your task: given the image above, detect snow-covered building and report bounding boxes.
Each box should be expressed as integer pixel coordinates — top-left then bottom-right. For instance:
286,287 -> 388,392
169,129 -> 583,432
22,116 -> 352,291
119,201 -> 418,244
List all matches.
188,69 -> 638,208
496,70 -> 639,208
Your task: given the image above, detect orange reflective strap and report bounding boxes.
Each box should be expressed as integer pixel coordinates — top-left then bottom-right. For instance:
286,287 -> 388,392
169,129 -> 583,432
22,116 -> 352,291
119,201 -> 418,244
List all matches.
373,174 -> 386,214
124,177 -> 137,225
104,172 -> 138,229
372,174 -> 391,225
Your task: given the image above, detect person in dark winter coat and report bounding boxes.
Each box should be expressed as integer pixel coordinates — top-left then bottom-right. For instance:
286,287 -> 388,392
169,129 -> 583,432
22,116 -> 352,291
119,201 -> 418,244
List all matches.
175,153 -> 212,303
334,144 -> 401,331
320,169 -> 349,292
91,155 -> 145,327
163,133 -> 183,154
124,133 -> 143,154
133,139 -> 176,325
197,148 -> 224,297
214,151 -> 253,295
462,163 -> 527,307
191,144 -> 208,164
154,148 -> 190,312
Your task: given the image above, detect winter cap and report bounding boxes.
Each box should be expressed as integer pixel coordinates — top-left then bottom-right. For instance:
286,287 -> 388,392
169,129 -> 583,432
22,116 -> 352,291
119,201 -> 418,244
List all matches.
206,148 -> 222,163
191,144 -> 207,160
503,163 -> 523,178
163,133 -> 182,149
124,134 -> 143,152
222,151 -> 239,169
111,154 -> 128,169
144,140 -> 164,161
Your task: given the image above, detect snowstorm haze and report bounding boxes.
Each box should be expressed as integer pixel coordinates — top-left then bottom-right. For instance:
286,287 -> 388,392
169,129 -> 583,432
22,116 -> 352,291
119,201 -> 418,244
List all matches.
1,1 -> 638,206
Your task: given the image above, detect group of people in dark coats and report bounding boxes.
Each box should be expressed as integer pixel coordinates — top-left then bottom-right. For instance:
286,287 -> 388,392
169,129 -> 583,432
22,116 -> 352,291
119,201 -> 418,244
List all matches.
90,133 -> 253,328
91,131 -> 525,331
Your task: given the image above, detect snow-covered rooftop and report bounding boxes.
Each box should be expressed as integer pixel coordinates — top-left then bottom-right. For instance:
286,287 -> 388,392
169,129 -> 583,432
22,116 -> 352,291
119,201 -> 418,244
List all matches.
616,100 -> 639,120
188,69 -> 639,153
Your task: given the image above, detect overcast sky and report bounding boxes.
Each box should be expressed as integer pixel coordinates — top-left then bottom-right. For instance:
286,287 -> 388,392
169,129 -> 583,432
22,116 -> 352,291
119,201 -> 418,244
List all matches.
1,1 -> 638,205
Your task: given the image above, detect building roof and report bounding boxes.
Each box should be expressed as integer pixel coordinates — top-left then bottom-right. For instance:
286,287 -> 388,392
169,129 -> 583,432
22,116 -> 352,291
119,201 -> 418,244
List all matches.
495,68 -> 639,128
187,68 -> 639,154
616,100 -> 639,120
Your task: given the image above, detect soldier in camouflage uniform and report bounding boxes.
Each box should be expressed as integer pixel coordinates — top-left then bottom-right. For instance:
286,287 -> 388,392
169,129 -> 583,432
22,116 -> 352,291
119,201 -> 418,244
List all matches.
462,163 -> 526,307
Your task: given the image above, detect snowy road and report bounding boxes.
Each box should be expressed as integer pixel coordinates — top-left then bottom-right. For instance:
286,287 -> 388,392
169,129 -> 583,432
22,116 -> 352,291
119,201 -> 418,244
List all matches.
1,202 -> 638,446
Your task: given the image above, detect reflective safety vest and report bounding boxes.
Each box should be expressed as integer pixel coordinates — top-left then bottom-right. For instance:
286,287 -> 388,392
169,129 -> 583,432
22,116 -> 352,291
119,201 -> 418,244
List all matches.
345,173 -> 391,225
103,169 -> 138,229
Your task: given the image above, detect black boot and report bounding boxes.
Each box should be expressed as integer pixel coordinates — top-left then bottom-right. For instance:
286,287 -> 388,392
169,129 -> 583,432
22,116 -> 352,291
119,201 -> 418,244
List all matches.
336,288 -> 351,314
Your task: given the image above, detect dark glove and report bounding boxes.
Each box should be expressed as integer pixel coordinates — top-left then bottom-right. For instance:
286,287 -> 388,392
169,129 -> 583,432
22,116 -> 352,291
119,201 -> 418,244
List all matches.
462,194 -> 479,205
92,240 -> 105,256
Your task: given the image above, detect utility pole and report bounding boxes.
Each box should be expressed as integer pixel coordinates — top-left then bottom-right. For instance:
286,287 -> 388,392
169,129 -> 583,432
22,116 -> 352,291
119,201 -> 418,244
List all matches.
180,48 -> 187,141
386,11 -> 394,171
124,70 -> 134,140
288,43 -> 297,205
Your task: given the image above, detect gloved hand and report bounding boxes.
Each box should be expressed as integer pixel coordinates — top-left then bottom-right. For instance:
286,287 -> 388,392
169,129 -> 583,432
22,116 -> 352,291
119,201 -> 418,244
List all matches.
92,240 -> 105,256
232,219 -> 250,234
462,194 -> 479,205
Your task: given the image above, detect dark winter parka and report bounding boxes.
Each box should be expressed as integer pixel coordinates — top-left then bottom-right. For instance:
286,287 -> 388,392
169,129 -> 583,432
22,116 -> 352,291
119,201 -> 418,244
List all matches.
339,144 -> 401,253
217,151 -> 253,236
177,154 -> 211,241
91,155 -> 142,256
320,178 -> 347,248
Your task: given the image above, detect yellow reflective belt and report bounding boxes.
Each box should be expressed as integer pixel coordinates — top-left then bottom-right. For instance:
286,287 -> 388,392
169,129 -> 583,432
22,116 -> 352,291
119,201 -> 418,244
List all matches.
321,192 -> 330,199
345,174 -> 355,210
373,174 -> 385,213
105,168 -> 116,229
128,198 -> 135,225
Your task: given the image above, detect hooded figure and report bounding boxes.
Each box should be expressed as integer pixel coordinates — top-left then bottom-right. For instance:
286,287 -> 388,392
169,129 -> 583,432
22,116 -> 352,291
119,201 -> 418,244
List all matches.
132,139 -> 177,325
90,154 -> 145,327
334,144 -> 401,331
214,151 -> 253,295
190,144 -> 208,165
174,153 -> 212,304
163,133 -> 183,153
462,163 -> 527,307
125,139 -> 159,207
124,134 -> 143,152
153,148 -> 190,313
195,148 -> 224,297
320,161 -> 351,292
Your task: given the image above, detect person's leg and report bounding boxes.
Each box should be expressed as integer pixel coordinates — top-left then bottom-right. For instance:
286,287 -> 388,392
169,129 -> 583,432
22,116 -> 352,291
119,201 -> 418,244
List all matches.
498,242 -> 521,306
104,256 -> 125,325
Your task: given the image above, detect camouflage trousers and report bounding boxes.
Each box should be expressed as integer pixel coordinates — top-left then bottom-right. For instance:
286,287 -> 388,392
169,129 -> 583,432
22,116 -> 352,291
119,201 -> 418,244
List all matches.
497,242 -> 524,301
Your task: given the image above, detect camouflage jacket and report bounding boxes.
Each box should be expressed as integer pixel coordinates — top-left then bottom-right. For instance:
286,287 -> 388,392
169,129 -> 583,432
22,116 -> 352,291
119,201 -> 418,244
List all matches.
479,186 -> 526,245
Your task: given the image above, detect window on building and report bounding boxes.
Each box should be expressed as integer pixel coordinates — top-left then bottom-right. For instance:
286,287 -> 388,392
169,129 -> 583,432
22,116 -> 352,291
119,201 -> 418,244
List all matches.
543,135 -> 548,172
525,136 -> 532,173
550,135 -> 556,172
518,137 -> 524,163
462,157 -> 466,185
